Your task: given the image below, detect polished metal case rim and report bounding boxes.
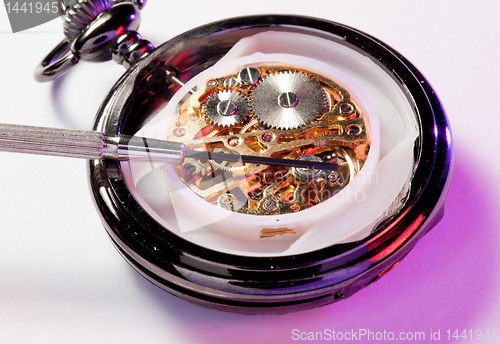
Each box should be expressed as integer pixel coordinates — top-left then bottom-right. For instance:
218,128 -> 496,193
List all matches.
89,15 -> 452,313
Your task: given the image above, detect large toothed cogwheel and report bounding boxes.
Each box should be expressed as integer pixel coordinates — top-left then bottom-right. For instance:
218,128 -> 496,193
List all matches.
249,71 -> 328,129
202,90 -> 249,127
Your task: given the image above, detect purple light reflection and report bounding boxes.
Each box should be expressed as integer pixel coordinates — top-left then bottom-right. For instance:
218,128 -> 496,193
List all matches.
128,146 -> 498,343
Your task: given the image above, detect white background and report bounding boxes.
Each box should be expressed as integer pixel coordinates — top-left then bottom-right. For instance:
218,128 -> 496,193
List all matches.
0,1 -> 499,343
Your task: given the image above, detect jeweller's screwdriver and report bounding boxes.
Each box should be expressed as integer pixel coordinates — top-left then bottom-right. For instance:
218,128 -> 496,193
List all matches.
0,123 -> 338,171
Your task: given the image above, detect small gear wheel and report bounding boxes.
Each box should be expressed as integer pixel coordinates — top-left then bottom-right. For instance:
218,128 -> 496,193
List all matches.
209,148 -> 248,172
249,71 -> 328,129
202,90 -> 249,127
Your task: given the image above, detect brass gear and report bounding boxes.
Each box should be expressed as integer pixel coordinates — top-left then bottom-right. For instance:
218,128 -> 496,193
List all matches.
209,147 -> 248,172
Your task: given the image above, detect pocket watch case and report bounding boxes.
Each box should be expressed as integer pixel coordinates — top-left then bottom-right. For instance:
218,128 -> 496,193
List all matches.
83,15 -> 452,313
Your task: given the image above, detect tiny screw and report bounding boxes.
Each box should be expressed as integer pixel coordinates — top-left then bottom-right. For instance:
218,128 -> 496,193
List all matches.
238,67 -> 261,85
346,124 -> 362,136
339,103 -> 354,115
264,200 -> 279,212
224,77 -> 237,87
217,100 -> 238,117
278,92 -> 298,108
328,172 -> 340,184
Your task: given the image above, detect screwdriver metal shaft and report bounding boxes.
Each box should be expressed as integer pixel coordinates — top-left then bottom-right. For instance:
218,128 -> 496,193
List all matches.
0,123 -> 338,171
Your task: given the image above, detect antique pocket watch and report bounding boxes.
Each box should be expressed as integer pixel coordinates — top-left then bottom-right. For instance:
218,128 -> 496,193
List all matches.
35,0 -> 452,313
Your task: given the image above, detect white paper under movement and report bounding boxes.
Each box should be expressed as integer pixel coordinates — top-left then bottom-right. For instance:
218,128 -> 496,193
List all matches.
121,31 -> 419,256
